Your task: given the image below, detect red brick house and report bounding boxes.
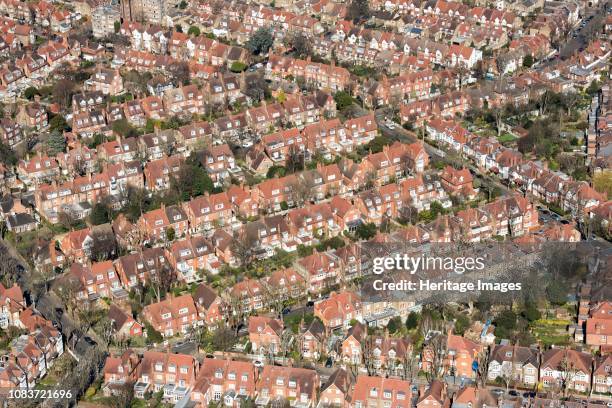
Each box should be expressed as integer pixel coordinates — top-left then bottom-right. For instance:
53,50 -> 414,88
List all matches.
256,366 -> 319,407
248,316 -> 284,355
142,294 -> 201,338
350,375 -> 412,408
315,291 -> 362,330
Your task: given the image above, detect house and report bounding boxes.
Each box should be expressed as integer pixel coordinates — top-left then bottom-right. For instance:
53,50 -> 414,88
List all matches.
229,278 -> 267,313
0,284 -> 25,329
16,103 -> 47,130
192,283 -> 225,327
59,227 -> 93,263
350,375 -> 412,408
361,142 -> 429,185
201,144 -> 238,187
167,235 -> 219,282
540,348 -> 593,393
70,261 -> 124,301
144,155 -> 184,192
315,291 -> 362,330
248,316 -> 284,355
440,166 -> 476,199
102,350 -> 141,396
191,358 -> 258,407
445,332 -> 483,380
417,380 -> 450,408
182,192 -> 233,233
134,351 -> 198,401
341,323 -> 367,364
264,267 -> 307,301
5,213 -> 37,233
319,368 -> 351,408
138,203 -> 189,242
142,294 -> 201,337
17,154 -> 60,185
296,251 -> 342,293
0,119 -> 23,147
299,318 -> 326,360
585,301 -> 612,347
255,366 -> 319,407
108,304 -> 143,339
487,344 -> 539,387
367,335 -> 413,377
330,196 -> 362,232
114,247 -> 169,288
451,386 -> 498,408
85,68 -> 124,95
593,354 -> 612,395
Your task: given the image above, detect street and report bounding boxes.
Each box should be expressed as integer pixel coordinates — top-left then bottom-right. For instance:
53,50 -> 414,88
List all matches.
374,109 -> 512,197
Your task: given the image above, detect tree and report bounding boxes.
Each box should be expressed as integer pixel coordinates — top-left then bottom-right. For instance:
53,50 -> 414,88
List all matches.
52,78 -> 75,109
522,302 -> 541,322
230,61 -> 247,73
346,0 -> 370,23
563,91 -> 580,117
245,28 -> 273,55
334,91 -> 354,110
166,227 -> 176,242
89,202 -> 110,225
233,230 -> 259,268
89,228 -> 117,261
494,310 -> 517,339
0,142 -> 17,166
244,72 -> 269,102
286,32 -> 312,59
546,280 -> 568,306
405,311 -> 419,330
111,118 -> 138,138
145,322 -> 163,343
592,171 -> 611,199
45,130 -> 66,155
522,54 -> 534,68
454,314 -> 470,335
169,61 -> 191,86
49,115 -> 69,133
114,20 -> 121,33
175,24 -> 183,33
108,382 -> 135,408
188,26 -> 201,36
355,223 -> 377,240
386,316 -> 402,333
23,86 -> 40,100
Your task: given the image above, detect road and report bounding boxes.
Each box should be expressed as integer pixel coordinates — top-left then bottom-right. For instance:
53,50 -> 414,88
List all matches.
0,238 -> 97,358
374,109 -> 511,197
559,3 -> 610,60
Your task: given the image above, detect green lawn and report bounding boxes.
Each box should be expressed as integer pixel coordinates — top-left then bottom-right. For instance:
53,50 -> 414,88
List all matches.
498,133 -> 518,144
530,319 -> 572,347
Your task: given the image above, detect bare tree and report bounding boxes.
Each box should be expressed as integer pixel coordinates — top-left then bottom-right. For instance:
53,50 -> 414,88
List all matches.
476,348 -> 490,388
149,261 -> 176,304
563,91 -> 580,117
107,382 -> 135,408
558,354 -> 578,398
89,227 -> 118,262
230,228 -> 258,267
538,90 -> 552,116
